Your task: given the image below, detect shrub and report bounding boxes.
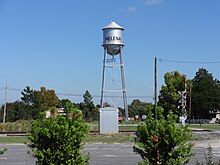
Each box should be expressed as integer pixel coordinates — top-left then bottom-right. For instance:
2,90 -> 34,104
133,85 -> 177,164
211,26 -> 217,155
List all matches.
0,120 -> 32,132
0,124 -> 5,131
134,109 -> 194,165
27,103 -> 89,165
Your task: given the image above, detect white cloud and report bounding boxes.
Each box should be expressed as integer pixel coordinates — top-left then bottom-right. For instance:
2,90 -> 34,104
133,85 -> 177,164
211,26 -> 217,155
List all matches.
119,6 -> 137,14
145,0 -> 162,5
126,7 -> 137,12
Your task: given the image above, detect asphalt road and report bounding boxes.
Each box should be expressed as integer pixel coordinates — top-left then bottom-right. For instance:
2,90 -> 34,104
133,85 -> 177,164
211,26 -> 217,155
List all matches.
0,140 -> 220,165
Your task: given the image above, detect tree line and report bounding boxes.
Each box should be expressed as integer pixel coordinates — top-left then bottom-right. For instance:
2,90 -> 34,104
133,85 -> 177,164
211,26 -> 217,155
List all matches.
0,87 -> 99,122
158,68 -> 220,119
1,67 -> 219,122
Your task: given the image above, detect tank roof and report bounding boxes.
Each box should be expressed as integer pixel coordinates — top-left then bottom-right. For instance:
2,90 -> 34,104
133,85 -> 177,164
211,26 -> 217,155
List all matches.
102,21 -> 124,30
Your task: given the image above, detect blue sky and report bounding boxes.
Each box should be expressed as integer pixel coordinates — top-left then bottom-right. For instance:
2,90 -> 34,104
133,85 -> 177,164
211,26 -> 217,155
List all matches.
0,0 -> 220,105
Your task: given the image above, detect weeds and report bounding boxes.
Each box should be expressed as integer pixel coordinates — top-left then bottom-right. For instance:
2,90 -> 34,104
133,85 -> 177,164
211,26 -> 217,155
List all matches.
196,144 -> 220,165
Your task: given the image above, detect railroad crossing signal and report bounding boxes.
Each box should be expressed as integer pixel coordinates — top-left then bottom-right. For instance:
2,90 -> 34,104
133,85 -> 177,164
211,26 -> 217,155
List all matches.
178,90 -> 187,115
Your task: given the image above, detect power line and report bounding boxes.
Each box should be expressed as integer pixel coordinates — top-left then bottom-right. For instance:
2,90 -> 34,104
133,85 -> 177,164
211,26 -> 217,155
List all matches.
56,93 -> 82,97
7,88 -> 23,92
2,86 -> 220,99
158,59 -> 220,64
0,87 -> 153,100
0,88 -> 22,91
57,92 -> 153,99
2,86 -> 220,101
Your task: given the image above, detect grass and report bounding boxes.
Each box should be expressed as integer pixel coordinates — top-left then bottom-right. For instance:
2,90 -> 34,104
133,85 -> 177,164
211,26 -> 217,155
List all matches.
120,121 -> 142,125
119,126 -> 137,131
0,136 -> 28,144
85,133 -> 135,144
0,133 -> 135,144
88,123 -> 138,132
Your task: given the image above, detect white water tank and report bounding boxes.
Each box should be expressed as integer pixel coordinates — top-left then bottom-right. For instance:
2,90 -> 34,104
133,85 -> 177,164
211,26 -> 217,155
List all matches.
102,21 -> 124,55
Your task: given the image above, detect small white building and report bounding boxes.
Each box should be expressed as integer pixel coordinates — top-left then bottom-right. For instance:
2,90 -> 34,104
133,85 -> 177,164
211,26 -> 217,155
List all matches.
99,107 -> 118,134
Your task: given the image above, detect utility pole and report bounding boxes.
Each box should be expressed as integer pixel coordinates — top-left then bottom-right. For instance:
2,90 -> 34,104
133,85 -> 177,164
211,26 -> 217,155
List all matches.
154,57 -> 157,120
184,75 -> 187,115
189,83 -> 192,124
3,81 -> 7,124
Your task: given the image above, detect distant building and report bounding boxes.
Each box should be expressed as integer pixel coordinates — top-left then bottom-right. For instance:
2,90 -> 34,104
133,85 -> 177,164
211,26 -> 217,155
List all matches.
46,108 -> 66,118
209,110 -> 220,123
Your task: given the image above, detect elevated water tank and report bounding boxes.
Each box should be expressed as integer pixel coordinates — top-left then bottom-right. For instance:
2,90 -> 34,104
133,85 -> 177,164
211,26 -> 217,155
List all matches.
102,21 -> 124,55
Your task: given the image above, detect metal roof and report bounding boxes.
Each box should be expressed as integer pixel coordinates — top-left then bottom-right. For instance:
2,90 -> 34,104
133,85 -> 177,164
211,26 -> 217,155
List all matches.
102,21 -> 124,30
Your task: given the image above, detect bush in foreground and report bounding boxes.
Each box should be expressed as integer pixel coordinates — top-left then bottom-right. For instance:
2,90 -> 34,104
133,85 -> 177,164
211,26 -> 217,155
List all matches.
134,108 -> 194,165
27,103 -> 89,165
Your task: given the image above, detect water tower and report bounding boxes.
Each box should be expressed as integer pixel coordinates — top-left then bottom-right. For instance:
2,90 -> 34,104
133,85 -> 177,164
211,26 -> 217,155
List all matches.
100,21 -> 128,120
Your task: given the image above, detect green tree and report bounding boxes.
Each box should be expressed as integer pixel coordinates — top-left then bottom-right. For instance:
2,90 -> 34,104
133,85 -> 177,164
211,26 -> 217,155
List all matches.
192,68 -> 220,118
158,71 -> 187,116
58,99 -> 74,108
33,87 -> 59,111
128,99 -> 153,118
20,86 -> 36,120
0,101 -> 31,122
20,86 -> 59,119
83,90 -> 93,105
27,87 -> 59,119
27,103 -> 89,165
7,101 -> 29,121
80,90 -> 97,121
134,107 -> 194,165
21,86 -> 34,106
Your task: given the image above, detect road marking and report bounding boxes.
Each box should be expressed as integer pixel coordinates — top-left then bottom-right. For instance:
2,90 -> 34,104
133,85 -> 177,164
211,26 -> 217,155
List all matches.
101,155 -> 119,158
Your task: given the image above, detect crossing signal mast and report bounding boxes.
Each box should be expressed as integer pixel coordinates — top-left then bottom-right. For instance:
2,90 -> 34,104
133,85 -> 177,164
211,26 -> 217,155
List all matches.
178,90 -> 187,113
178,75 -> 187,125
